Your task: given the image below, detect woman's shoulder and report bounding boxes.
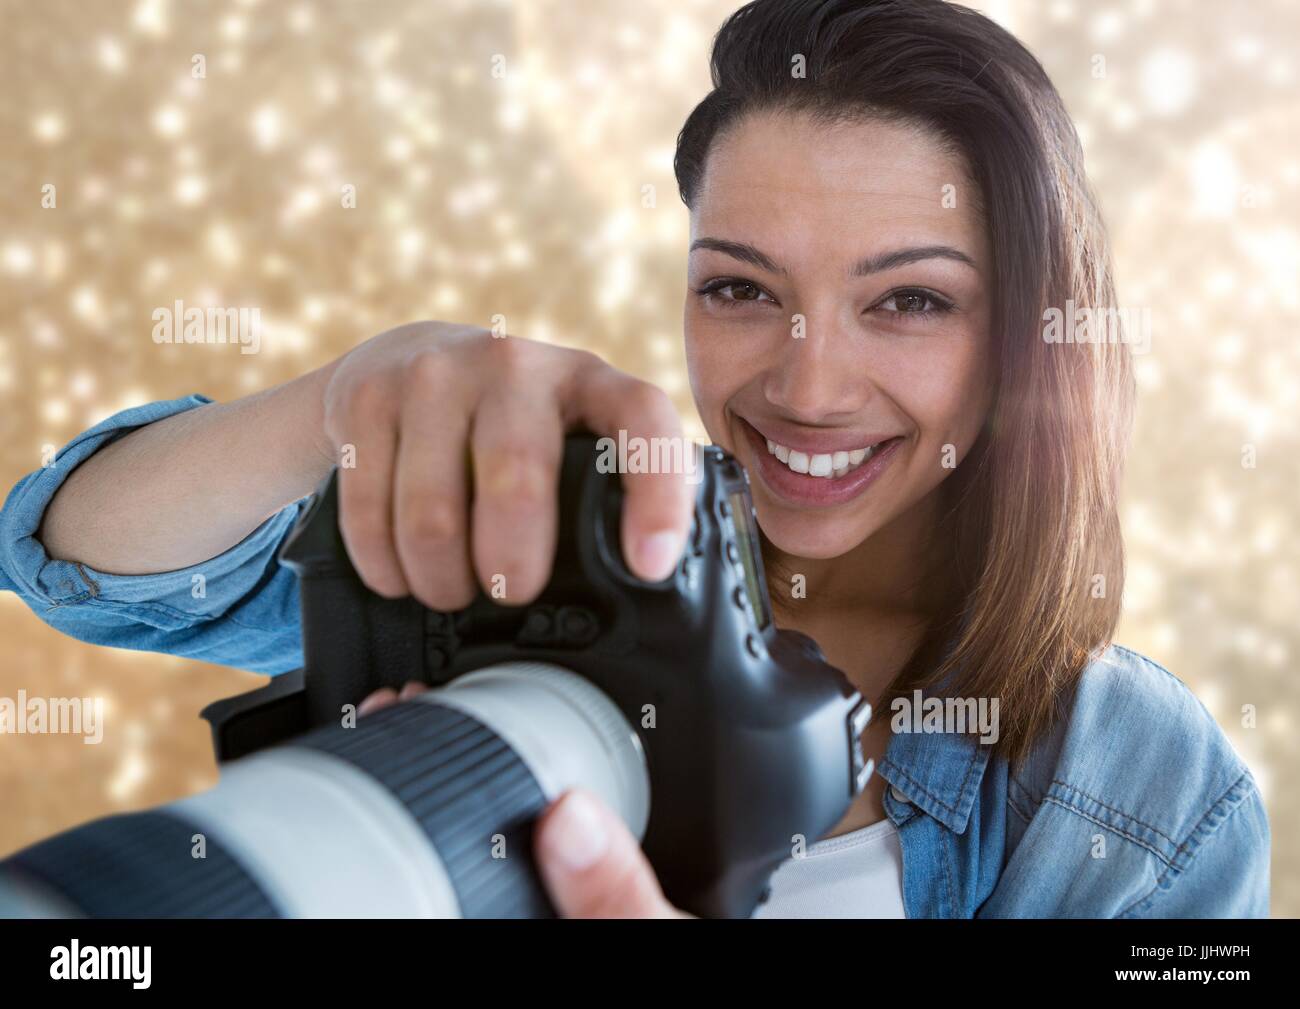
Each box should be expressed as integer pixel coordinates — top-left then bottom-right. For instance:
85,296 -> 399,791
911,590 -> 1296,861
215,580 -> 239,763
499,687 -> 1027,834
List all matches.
994,643 -> 1270,916
1010,642 -> 1264,869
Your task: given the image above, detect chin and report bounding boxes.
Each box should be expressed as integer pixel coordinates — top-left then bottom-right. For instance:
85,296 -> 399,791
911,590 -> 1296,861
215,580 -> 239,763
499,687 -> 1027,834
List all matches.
754,503 -> 877,561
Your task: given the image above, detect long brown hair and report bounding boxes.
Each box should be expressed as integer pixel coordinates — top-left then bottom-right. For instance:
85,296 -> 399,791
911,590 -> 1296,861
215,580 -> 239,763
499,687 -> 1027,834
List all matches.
673,0 -> 1136,765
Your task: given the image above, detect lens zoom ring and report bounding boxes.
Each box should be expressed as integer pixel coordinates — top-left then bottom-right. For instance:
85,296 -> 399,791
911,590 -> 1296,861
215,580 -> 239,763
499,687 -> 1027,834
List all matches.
293,700 -> 554,918
6,809 -> 279,918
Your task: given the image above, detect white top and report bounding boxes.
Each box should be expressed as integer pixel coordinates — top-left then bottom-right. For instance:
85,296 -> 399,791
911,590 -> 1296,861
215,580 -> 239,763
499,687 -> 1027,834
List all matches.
751,818 -> 906,918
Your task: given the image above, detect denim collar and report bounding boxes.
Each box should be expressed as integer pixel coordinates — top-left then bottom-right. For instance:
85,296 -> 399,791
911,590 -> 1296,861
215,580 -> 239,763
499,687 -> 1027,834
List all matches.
876,718 -> 994,834
873,648 -> 996,834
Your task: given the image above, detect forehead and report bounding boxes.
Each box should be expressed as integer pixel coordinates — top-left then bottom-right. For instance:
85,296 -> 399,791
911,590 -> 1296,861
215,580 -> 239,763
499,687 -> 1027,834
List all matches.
691,108 -> 984,263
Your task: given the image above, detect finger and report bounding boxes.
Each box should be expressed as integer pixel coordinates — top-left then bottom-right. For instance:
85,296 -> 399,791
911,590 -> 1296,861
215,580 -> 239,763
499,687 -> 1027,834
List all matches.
334,381 -> 409,599
566,361 -> 693,582
393,358 -> 479,610
398,680 -> 429,700
356,687 -> 398,717
468,360 -> 564,605
534,789 -> 677,919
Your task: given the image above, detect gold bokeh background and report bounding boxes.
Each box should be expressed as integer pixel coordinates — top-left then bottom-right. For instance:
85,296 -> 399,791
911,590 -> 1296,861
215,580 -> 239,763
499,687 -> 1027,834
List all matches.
1,0 -> 1296,915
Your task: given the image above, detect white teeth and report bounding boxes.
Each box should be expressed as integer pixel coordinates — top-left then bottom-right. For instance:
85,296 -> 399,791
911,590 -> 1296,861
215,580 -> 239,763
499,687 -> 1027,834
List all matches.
763,435 -> 885,479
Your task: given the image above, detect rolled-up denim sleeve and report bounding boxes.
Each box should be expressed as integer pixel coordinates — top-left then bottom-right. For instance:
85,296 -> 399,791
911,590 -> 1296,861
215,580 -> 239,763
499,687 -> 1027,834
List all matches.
0,394 -> 306,676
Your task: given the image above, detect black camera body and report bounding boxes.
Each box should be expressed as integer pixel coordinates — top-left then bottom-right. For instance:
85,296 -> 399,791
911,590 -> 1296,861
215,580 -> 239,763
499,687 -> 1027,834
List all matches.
202,433 -> 872,918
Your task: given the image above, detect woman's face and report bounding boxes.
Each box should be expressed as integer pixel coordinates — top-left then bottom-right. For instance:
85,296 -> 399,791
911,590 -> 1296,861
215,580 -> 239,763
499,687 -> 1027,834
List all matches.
684,109 -> 994,560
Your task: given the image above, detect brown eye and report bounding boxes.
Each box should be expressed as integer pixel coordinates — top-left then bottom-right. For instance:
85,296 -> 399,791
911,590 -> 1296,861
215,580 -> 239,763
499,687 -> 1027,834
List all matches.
695,279 -> 777,309
725,282 -> 764,301
873,288 -> 954,318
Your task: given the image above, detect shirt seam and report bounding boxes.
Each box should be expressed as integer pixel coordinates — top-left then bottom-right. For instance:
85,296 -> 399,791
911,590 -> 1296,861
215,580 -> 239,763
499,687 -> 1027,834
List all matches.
42,592 -> 204,625
1116,769 -> 1257,917
1048,778 -> 1182,850
1040,794 -> 1172,864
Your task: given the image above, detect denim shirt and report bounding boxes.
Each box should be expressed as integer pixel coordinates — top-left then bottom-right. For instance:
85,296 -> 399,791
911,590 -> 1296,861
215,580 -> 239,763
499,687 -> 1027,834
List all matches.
0,395 -> 1272,918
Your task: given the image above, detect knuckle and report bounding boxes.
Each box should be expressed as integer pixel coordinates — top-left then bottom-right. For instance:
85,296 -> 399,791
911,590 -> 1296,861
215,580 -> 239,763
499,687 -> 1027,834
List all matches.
478,446 -> 555,505
399,494 -> 463,552
342,493 -> 388,541
345,373 -> 391,416
484,331 -> 533,377
624,379 -> 674,423
404,351 -> 451,392
568,346 -> 608,375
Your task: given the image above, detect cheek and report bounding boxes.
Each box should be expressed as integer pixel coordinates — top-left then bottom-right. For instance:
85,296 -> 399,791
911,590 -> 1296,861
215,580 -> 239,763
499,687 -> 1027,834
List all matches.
887,335 -> 991,451
684,315 -> 759,437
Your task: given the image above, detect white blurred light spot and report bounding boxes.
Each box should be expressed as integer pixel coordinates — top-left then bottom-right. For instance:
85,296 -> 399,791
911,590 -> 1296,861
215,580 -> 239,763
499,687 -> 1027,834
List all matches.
498,101 -> 527,132
433,285 -> 462,312
98,37 -> 126,73
33,113 -> 65,143
70,371 -> 97,399
251,105 -> 283,149
206,223 -> 241,265
132,0 -> 169,37
386,136 -> 413,162
283,186 -> 322,223
1140,48 -> 1197,117
153,104 -> 185,137
289,5 -> 315,33
3,243 -> 34,275
71,286 -> 101,320
1189,142 -> 1239,218
109,750 -> 149,801
1048,0 -> 1075,22
1090,10 -> 1123,42
447,179 -> 499,217
174,174 -> 208,204
1123,559 -> 1163,613
1231,36 -> 1262,63
1109,102 -> 1138,132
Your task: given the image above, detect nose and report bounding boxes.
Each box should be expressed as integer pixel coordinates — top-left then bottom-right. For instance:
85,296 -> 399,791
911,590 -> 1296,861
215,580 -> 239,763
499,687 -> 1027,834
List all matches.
763,312 -> 873,422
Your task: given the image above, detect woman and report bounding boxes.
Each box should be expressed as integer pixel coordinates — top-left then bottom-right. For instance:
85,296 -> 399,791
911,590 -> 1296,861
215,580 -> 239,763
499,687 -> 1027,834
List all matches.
0,0 -> 1269,917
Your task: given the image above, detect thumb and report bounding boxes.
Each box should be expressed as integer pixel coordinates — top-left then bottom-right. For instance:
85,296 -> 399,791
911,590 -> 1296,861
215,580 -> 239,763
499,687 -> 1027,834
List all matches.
534,789 -> 681,919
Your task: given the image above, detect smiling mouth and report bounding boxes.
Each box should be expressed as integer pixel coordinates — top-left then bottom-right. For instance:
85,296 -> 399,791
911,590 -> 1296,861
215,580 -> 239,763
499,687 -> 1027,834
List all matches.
736,417 -> 906,507
760,435 -> 901,480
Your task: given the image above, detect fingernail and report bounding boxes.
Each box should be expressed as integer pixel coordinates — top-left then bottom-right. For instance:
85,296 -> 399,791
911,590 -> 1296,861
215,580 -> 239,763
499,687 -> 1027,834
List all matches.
635,530 -> 681,582
547,792 -> 609,872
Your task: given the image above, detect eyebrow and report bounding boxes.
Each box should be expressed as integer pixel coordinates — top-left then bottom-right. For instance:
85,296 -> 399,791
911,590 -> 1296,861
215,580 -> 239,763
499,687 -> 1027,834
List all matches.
688,237 -> 978,277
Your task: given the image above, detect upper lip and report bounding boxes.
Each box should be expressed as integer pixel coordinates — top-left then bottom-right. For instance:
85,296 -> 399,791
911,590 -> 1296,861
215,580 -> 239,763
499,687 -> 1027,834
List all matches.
743,416 -> 900,456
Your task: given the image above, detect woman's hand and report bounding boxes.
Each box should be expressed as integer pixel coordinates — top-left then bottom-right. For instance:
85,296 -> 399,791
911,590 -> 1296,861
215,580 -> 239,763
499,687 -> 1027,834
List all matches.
532,789 -> 690,919
358,684 -> 692,918
321,321 -> 694,609
337,324 -> 697,915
